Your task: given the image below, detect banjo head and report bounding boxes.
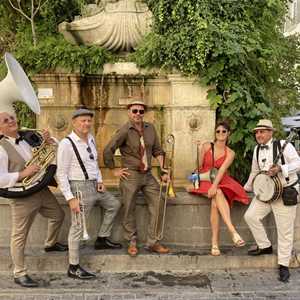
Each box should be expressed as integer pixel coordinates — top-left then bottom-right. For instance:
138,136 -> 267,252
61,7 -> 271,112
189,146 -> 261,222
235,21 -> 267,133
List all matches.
253,172 -> 282,202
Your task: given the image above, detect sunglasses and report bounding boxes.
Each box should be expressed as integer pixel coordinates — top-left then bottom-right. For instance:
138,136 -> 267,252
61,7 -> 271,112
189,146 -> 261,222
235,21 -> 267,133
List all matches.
0,115 -> 15,125
216,130 -> 227,134
86,146 -> 95,160
131,109 -> 145,115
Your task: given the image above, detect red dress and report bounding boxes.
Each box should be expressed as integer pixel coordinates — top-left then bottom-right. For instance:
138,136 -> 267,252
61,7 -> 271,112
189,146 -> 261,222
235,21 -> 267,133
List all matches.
189,147 -> 249,206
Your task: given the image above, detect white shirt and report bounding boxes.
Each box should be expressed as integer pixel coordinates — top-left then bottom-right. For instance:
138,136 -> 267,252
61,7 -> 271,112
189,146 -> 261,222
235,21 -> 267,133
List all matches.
244,139 -> 300,191
56,131 -> 103,201
0,137 -> 33,188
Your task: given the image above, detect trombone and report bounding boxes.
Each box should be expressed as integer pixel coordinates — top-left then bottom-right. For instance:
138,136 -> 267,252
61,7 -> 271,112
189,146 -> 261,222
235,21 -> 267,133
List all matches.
154,134 -> 176,240
74,185 -> 90,241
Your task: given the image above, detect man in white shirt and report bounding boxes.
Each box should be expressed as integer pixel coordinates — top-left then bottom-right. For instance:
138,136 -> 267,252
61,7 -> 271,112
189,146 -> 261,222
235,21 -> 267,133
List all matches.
56,108 -> 121,280
244,119 -> 300,283
0,112 -> 67,288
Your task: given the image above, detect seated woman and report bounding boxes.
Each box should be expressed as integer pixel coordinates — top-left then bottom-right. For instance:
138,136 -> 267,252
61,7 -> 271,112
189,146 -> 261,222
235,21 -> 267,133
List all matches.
188,121 -> 249,256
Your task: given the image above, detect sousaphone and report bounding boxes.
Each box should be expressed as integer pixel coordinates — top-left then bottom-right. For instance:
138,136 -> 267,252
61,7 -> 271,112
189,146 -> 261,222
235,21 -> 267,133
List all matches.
0,52 -> 57,199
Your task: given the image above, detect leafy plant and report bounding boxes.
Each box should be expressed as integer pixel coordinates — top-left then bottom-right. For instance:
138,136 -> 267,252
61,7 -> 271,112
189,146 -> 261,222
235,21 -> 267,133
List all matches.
134,0 -> 300,182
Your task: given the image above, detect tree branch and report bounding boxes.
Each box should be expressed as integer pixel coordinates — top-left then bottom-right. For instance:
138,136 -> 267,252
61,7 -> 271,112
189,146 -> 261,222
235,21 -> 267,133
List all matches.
8,0 -> 31,22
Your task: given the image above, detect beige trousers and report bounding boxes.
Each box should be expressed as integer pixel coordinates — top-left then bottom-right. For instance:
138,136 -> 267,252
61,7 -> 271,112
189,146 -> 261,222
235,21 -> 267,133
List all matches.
244,197 -> 297,267
119,170 -> 161,246
9,188 -> 65,278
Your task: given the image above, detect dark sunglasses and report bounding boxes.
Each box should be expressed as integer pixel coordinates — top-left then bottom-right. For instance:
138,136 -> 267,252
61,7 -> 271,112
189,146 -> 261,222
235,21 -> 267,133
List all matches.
131,109 -> 145,115
216,130 -> 227,134
86,146 -> 95,160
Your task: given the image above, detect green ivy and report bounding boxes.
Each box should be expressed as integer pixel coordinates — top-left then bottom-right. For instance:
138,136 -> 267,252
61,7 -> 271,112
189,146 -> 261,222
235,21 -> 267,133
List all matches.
133,0 -> 300,182
0,0 -> 299,182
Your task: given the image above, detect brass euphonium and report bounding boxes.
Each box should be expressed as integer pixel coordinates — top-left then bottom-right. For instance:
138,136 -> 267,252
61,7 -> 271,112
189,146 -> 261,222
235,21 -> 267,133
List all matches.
20,129 -> 57,187
154,133 -> 176,240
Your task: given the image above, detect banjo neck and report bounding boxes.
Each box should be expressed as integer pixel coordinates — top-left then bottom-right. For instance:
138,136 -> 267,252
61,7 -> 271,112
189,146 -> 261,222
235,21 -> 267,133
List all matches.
273,129 -> 298,166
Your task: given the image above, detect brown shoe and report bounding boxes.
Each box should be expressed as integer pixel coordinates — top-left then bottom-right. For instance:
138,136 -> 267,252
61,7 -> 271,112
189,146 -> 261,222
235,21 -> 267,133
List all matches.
148,243 -> 170,254
127,244 -> 138,257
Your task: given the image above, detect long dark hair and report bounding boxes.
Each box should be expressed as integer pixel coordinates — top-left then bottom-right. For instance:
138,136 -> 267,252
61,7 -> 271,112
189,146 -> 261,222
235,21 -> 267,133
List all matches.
214,121 -> 231,144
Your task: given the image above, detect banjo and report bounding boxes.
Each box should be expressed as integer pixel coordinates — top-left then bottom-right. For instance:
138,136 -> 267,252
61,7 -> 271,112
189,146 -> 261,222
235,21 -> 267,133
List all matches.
252,128 -> 299,203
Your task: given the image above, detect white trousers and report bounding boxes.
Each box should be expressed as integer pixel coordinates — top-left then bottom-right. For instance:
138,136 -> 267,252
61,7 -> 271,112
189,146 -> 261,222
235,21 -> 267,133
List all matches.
244,197 -> 297,267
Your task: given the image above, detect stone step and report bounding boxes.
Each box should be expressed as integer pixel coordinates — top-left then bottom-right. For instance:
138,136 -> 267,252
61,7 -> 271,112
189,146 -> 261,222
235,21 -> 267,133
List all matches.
1,246 -> 299,274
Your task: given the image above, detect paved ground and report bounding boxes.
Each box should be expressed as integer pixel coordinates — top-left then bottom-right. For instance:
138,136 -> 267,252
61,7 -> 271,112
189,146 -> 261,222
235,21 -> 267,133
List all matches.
0,268 -> 300,300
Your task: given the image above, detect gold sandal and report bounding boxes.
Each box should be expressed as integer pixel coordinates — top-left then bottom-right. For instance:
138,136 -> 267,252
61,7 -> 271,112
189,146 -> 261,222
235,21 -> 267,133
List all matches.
232,232 -> 246,247
211,245 -> 221,256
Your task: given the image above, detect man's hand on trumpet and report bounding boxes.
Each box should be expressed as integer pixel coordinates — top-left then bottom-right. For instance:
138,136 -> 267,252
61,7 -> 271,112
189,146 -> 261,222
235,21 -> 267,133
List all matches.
41,129 -> 56,144
68,198 -> 80,213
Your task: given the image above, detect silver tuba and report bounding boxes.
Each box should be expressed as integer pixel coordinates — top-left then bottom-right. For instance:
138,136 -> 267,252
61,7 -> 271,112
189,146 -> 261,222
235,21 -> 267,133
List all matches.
0,53 -> 57,199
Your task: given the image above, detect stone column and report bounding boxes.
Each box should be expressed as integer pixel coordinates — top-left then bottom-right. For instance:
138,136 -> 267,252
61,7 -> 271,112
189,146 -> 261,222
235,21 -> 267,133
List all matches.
164,74 -> 215,186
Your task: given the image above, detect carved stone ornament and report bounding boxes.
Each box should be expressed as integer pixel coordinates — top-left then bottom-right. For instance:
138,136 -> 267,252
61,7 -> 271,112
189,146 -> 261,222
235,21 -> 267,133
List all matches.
49,114 -> 68,131
58,0 -> 153,52
189,116 -> 202,131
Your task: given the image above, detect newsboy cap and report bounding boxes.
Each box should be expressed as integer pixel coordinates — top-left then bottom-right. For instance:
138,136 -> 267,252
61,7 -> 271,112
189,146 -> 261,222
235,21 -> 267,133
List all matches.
253,119 -> 276,131
72,108 -> 94,119
127,99 -> 147,109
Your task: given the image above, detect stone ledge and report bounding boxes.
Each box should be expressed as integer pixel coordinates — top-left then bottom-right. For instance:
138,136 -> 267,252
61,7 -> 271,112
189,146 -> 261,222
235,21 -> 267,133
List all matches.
0,246 -> 290,273
0,191 -> 299,249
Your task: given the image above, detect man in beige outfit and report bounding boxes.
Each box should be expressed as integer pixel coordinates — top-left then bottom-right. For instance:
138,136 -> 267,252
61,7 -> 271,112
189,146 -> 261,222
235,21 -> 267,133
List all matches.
244,119 -> 300,283
0,112 -> 67,287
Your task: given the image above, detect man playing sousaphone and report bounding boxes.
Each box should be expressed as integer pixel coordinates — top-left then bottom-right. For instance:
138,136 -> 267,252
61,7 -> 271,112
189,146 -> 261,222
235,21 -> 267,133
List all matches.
0,53 -> 67,288
244,119 -> 300,283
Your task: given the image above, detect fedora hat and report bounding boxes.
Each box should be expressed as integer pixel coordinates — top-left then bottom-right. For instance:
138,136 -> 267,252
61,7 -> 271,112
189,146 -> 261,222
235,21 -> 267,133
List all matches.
127,99 -> 147,110
253,119 -> 276,131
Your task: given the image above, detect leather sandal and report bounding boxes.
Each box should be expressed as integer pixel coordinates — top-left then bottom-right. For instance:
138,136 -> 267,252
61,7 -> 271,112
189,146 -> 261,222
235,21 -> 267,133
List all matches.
232,232 -> 246,247
211,245 -> 221,256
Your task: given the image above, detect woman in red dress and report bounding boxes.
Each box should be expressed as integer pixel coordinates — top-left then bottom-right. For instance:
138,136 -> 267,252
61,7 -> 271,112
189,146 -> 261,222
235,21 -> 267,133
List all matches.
188,121 -> 249,256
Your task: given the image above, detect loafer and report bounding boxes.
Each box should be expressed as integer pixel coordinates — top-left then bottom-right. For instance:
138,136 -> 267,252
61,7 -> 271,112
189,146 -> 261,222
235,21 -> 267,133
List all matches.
14,275 -> 38,287
94,237 -> 122,250
45,242 -> 68,252
67,265 -> 96,280
248,245 -> 273,256
147,243 -> 170,254
279,265 -> 290,283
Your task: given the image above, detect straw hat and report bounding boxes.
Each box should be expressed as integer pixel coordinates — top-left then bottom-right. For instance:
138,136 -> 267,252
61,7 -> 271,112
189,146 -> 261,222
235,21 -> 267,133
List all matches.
253,119 -> 275,131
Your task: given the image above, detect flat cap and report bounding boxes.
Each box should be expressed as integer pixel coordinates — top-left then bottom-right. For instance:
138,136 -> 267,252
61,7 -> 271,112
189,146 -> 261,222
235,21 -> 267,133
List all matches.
72,108 -> 94,119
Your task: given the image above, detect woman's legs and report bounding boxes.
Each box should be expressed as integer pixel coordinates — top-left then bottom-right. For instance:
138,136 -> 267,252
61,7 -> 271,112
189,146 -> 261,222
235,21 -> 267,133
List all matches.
214,189 -> 237,234
210,198 -> 220,246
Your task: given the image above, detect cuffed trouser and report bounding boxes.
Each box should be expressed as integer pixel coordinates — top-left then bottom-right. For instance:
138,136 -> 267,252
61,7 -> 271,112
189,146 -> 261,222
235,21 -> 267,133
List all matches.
9,188 -> 65,278
244,196 -> 297,267
119,170 -> 161,246
68,180 -> 121,265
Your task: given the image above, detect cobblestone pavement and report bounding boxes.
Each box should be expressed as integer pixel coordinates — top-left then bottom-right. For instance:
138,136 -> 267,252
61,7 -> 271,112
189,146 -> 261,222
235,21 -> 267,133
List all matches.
0,268 -> 300,300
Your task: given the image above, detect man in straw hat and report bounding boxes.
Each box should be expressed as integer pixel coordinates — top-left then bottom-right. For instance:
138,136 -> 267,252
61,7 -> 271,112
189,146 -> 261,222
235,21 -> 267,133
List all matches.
0,111 -> 67,287
56,108 -> 122,280
103,99 -> 170,257
244,119 -> 300,282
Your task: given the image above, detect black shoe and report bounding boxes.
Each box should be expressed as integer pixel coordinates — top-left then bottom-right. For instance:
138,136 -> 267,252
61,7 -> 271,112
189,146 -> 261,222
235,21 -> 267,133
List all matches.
67,265 -> 96,280
279,265 -> 290,283
94,237 -> 122,250
14,275 -> 38,287
45,242 -> 68,252
248,245 -> 273,256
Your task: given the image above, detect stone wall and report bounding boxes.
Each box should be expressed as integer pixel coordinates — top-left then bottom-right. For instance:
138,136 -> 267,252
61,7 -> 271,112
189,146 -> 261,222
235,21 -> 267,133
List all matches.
32,63 -> 215,187
1,192 -> 297,249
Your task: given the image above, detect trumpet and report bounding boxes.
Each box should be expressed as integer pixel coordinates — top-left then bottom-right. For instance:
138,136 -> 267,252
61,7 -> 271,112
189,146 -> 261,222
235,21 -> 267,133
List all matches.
154,133 -> 176,240
74,185 -> 89,241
